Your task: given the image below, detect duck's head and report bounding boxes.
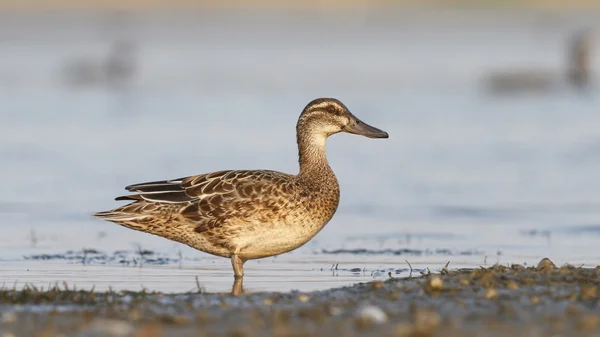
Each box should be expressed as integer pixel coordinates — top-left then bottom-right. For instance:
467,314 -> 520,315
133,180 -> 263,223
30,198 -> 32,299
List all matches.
297,98 -> 389,139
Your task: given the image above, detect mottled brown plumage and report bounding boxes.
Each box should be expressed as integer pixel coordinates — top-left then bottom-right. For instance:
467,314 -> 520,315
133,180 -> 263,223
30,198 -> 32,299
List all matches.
95,98 -> 388,283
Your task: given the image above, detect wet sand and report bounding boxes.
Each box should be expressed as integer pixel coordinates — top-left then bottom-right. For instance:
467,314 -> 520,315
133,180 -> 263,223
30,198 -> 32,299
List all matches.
1,259 -> 599,336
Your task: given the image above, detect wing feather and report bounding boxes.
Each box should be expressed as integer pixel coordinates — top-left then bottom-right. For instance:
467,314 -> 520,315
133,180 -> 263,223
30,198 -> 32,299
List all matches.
110,170 -> 298,232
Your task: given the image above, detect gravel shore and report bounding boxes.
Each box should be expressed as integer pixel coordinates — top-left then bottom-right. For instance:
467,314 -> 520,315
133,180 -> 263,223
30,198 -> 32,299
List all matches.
1,258 -> 599,336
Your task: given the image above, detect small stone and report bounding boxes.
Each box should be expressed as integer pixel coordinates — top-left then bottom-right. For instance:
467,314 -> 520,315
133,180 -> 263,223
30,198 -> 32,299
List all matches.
537,258 -> 556,272
328,306 -> 343,316
510,264 -> 525,271
88,319 -> 134,337
298,294 -> 309,302
484,288 -> 498,300
505,281 -> 519,290
263,298 -> 273,305
479,272 -> 495,288
413,308 -> 441,335
459,278 -> 470,286
530,296 -> 539,304
355,305 -> 388,324
559,266 -> 571,274
427,275 -> 444,291
580,285 -> 598,300
521,278 -> 536,285
370,280 -> 384,289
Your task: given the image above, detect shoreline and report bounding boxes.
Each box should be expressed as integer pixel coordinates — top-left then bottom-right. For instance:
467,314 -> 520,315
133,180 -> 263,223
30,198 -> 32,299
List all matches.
2,259 -> 599,336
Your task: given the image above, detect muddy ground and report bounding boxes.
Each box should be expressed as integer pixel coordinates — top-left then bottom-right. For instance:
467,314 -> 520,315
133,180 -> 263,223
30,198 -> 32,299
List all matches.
1,258 -> 599,336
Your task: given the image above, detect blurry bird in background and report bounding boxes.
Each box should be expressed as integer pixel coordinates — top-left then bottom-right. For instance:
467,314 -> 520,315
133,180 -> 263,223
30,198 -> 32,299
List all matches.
62,39 -> 138,91
484,29 -> 595,94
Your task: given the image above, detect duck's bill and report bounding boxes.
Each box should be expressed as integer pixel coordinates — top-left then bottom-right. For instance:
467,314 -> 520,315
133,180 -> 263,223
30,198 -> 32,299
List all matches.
344,117 -> 389,139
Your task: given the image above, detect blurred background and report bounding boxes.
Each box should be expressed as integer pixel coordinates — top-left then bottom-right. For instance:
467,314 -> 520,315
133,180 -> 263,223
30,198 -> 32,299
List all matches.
1,0 -> 600,292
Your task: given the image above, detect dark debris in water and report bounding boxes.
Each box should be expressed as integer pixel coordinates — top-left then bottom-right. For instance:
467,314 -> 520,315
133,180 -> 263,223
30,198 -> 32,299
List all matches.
321,248 -> 483,256
519,228 -> 552,239
1,258 -> 600,336
321,264 -> 419,278
23,248 -> 182,266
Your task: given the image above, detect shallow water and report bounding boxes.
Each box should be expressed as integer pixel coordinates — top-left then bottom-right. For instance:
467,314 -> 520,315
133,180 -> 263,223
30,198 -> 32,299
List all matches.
1,9 -> 600,293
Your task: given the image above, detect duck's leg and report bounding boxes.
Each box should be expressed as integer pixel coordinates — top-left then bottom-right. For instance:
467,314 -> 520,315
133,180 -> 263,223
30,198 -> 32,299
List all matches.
230,255 -> 245,295
231,254 -> 244,278
231,277 -> 244,295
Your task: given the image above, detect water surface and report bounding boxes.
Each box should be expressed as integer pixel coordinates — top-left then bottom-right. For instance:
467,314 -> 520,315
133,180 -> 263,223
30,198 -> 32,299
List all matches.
1,9 -> 600,293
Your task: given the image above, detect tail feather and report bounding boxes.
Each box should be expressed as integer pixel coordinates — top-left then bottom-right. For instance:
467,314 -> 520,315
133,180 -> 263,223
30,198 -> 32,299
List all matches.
94,201 -> 180,228
93,209 -> 150,222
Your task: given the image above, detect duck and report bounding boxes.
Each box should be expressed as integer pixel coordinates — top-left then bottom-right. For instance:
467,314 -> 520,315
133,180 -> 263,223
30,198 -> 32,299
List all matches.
484,30 -> 594,94
94,98 -> 388,293
567,30 -> 594,89
62,39 -> 137,90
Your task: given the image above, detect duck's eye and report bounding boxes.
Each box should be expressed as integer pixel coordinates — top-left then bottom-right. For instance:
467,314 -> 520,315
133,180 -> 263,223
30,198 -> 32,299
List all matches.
327,106 -> 337,113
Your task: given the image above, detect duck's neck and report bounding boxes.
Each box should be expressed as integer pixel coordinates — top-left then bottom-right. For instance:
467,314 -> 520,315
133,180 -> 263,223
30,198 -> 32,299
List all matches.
297,132 -> 334,180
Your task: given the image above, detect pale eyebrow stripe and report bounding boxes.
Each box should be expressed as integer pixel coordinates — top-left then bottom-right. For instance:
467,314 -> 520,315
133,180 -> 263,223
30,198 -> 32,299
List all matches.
306,101 -> 344,113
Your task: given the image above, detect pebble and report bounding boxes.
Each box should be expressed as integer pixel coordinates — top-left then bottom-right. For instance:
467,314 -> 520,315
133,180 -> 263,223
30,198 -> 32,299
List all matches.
88,319 -> 134,337
580,285 -> 598,300
413,308 -> 441,335
537,258 -> 556,272
505,281 -> 520,290
298,294 -> 309,302
484,288 -> 498,300
370,280 -> 384,289
511,264 -> 526,271
355,305 -> 388,324
328,306 -> 343,316
427,275 -> 444,291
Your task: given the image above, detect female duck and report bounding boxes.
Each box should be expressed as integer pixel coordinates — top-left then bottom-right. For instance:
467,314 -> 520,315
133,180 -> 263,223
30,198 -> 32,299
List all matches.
95,98 -> 388,282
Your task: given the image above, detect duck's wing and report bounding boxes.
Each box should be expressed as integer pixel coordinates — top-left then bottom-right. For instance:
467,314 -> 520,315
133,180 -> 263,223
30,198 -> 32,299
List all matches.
119,170 -> 294,203
98,170 -> 299,230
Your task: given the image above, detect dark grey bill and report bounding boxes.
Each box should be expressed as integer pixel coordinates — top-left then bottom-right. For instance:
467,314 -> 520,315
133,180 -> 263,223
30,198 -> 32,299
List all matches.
343,116 -> 389,139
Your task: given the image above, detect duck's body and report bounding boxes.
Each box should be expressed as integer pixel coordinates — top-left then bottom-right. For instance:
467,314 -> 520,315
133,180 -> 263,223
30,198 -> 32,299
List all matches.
98,169 -> 339,261
95,98 -> 387,279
